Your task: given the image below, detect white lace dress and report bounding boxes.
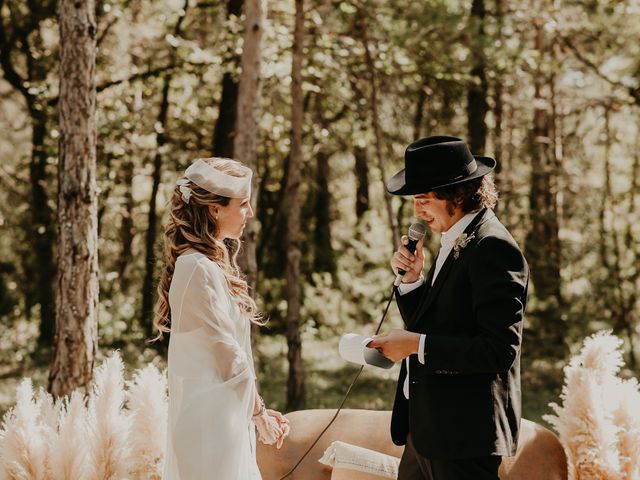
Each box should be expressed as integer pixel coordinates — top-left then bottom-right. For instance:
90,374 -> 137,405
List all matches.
162,250 -> 261,480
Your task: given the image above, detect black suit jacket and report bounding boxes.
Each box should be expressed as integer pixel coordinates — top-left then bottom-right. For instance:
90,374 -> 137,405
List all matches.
391,208 -> 529,460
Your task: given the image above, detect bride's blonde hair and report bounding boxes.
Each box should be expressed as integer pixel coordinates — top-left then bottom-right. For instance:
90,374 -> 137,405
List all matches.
152,157 -> 262,340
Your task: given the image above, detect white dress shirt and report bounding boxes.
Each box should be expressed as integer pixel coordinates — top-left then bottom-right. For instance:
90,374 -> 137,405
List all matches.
398,211 -> 480,399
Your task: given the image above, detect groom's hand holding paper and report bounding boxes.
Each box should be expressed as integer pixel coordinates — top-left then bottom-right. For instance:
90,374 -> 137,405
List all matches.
368,329 -> 421,363
339,333 -> 395,369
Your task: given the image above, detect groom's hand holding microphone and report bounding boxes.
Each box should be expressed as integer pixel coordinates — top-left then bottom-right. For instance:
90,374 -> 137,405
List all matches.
391,231 -> 426,285
369,228 -> 426,362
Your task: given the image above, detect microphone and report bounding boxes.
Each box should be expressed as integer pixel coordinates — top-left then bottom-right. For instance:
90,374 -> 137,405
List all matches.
394,222 -> 427,287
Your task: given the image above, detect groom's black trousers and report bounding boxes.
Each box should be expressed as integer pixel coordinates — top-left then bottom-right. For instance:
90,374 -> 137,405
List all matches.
398,434 -> 501,480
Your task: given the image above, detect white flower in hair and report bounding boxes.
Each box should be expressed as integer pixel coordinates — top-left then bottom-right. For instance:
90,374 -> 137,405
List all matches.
175,178 -> 192,203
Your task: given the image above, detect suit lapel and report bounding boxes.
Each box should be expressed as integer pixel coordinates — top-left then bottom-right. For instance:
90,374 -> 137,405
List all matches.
407,261 -> 437,329
412,208 -> 495,321
416,248 -> 457,318
424,260 -> 437,289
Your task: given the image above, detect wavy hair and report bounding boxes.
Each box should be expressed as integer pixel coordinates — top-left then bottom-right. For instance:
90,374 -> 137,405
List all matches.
433,175 -> 499,216
152,158 -> 262,341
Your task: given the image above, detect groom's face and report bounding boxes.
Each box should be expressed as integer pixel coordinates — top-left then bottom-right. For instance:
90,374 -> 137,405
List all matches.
413,192 -> 461,234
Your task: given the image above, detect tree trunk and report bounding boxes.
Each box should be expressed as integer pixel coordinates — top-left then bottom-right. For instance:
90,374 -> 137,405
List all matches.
141,5 -> 188,339
48,0 -> 98,397
256,154 -> 289,274
359,10 -> 399,245
501,86 -> 516,221
117,7 -> 144,297
493,79 -> 503,172
598,107 -> 613,276
213,74 -> 240,158
141,77 -> 171,339
234,0 -> 264,299
413,79 -> 428,141
624,128 -> 640,367
117,159 -> 135,293
212,0 -> 244,157
96,150 -> 113,234
313,148 -> 335,276
600,107 -> 638,368
525,20 -> 564,357
492,0 -> 504,181
467,0 -> 488,154
349,70 -> 370,224
354,146 -> 370,221
31,110 -> 57,346
285,0 -> 305,411
309,94 -> 335,276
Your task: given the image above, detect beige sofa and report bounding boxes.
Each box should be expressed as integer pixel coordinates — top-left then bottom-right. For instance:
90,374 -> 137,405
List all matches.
257,409 -> 568,480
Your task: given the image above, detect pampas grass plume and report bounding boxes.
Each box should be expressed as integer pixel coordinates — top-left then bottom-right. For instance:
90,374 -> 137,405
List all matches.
86,352 -> 131,480
612,379 -> 640,479
544,331 -> 640,480
35,387 -> 61,480
126,364 -> 168,480
0,429 -> 7,480
49,391 -> 90,480
0,378 -> 47,479
35,388 -> 60,433
0,353 -> 172,479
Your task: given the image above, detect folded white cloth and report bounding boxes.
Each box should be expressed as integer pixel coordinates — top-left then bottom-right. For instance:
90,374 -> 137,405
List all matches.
318,441 -> 400,479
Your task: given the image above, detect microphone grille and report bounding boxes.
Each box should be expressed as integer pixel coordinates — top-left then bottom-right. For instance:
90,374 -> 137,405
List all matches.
408,222 -> 427,242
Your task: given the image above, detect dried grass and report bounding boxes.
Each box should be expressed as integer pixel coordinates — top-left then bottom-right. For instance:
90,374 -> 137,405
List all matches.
0,379 -> 47,479
86,353 -> 131,480
126,364 -> 167,480
544,331 -> 640,480
0,352 -> 168,480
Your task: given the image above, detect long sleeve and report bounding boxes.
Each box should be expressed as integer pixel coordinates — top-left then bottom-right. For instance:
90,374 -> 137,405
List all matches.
174,259 -> 252,383
395,282 -> 426,327
397,275 -> 424,295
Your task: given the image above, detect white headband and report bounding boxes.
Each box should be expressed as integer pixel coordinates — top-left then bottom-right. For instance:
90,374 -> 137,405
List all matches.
176,158 -> 252,203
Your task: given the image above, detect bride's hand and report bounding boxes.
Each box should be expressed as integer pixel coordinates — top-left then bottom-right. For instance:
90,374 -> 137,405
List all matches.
254,410 -> 284,447
266,409 -> 290,449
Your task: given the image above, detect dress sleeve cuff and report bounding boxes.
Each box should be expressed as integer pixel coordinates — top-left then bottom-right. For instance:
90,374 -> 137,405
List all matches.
418,334 -> 426,364
397,275 -> 425,296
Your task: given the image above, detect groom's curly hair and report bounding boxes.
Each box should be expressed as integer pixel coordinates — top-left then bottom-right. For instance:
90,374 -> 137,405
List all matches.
433,175 -> 498,216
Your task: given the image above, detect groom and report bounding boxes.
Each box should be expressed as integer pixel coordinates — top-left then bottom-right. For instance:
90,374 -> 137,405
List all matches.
369,136 -> 529,480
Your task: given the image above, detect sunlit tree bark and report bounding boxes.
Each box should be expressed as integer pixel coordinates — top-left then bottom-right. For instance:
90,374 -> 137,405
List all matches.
48,0 -> 98,397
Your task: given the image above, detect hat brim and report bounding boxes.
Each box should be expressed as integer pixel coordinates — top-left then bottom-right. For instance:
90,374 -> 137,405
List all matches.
386,156 -> 496,196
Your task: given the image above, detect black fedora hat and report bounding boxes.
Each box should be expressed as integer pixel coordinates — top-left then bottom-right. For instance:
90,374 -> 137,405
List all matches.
386,135 -> 496,195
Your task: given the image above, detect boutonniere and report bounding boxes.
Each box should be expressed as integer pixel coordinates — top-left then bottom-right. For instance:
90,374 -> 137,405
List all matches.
453,233 -> 475,259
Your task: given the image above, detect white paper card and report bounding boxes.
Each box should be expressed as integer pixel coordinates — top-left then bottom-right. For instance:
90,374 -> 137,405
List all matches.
339,333 -> 394,369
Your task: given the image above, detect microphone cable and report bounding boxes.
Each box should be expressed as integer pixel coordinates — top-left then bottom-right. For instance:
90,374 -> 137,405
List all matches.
277,282 -> 397,480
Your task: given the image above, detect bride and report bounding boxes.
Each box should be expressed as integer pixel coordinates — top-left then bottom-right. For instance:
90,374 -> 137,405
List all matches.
154,157 -> 289,479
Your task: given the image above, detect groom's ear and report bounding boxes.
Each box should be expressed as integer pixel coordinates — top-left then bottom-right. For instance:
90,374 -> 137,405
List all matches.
453,187 -> 465,209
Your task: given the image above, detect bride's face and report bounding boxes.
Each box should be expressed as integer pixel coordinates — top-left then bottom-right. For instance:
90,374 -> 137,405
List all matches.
211,196 -> 254,239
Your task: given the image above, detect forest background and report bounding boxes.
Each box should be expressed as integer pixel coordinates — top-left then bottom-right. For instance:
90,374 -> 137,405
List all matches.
1,0 -> 639,427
